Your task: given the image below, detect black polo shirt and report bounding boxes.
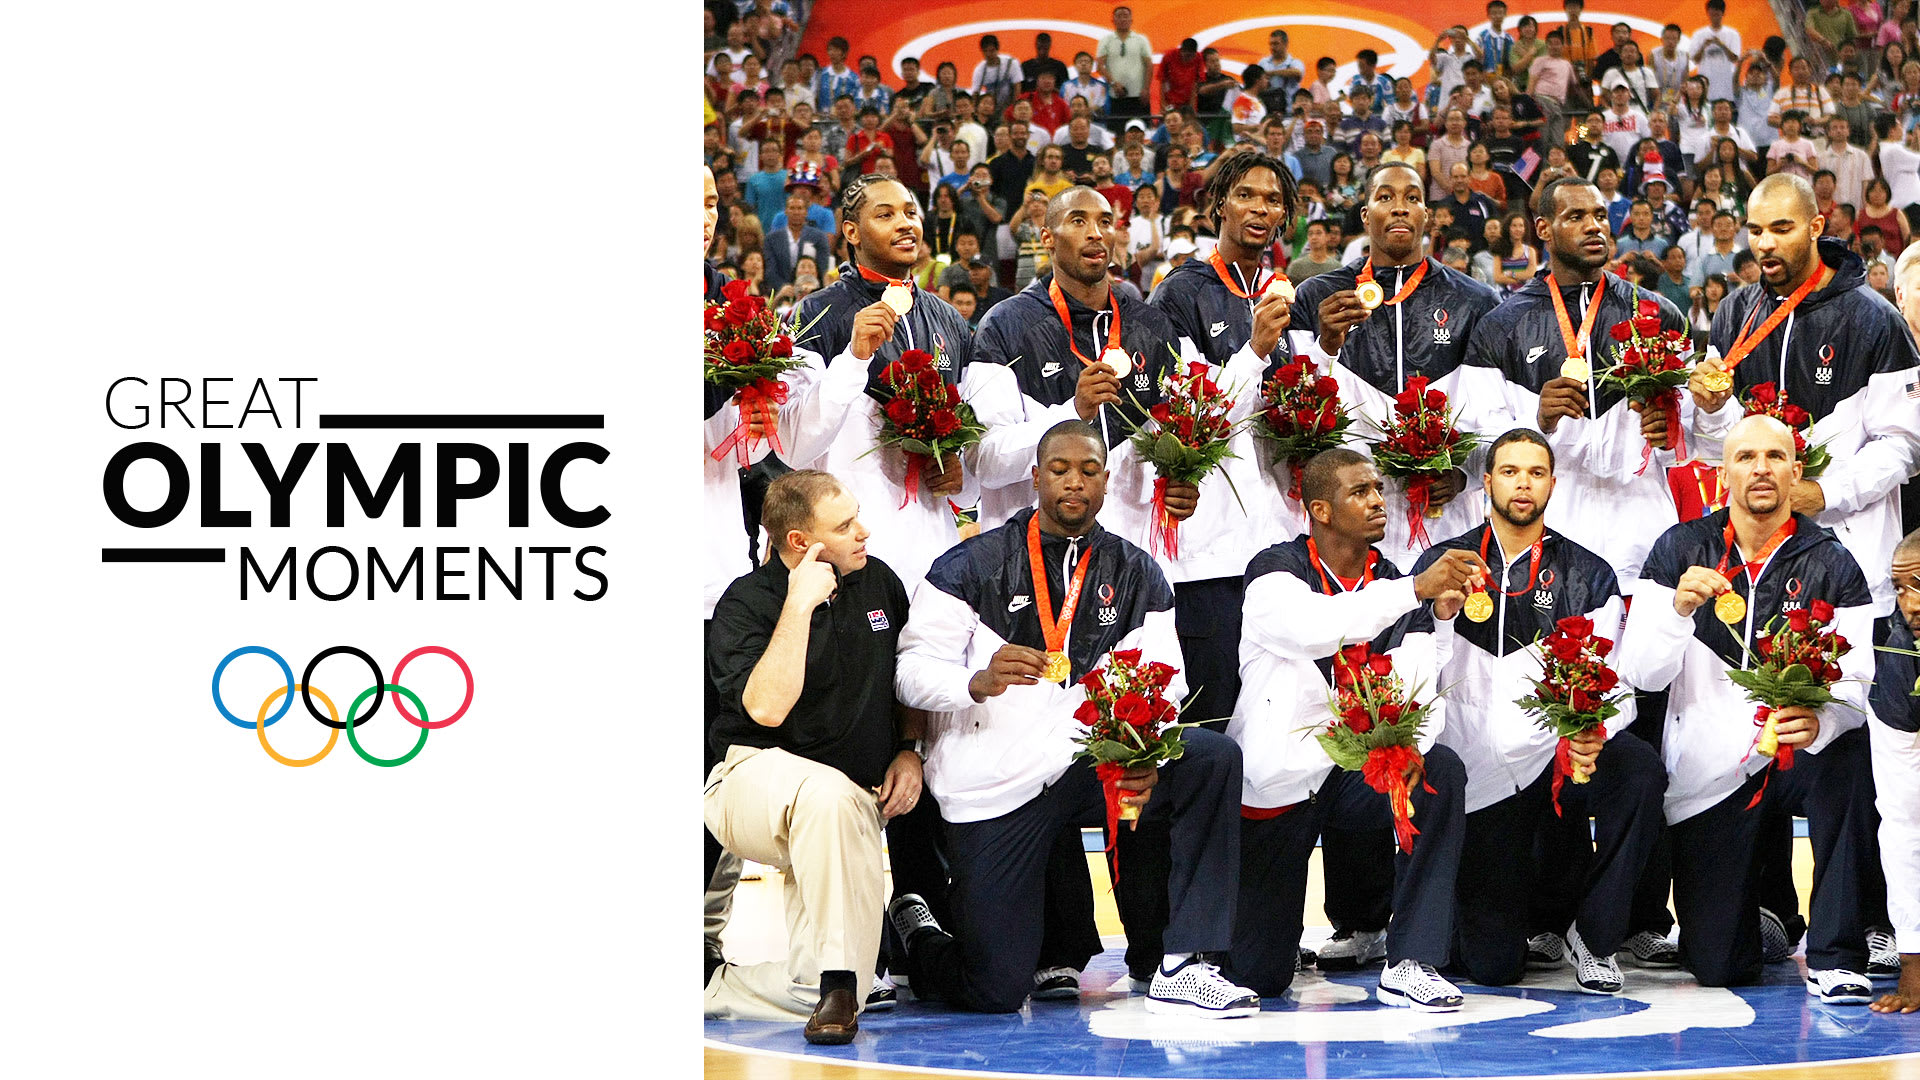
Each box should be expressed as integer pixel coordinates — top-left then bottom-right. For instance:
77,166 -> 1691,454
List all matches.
707,554 -> 909,788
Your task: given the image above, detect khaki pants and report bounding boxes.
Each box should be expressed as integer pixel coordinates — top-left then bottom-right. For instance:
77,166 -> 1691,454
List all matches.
702,745 -> 886,1021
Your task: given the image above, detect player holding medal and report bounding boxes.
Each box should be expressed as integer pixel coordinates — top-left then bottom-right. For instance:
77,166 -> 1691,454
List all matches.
1462,177 -> 1692,593
891,420 -> 1258,1019
1618,414 -> 1885,1001
1418,430 -> 1668,995
1689,173 -> 1920,619
1288,161 -> 1509,572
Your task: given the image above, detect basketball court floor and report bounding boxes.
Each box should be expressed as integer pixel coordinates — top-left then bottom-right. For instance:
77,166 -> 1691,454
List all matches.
704,843 -> 1920,1079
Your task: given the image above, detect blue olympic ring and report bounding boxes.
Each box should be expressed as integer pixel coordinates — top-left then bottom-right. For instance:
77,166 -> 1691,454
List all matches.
212,646 -> 296,729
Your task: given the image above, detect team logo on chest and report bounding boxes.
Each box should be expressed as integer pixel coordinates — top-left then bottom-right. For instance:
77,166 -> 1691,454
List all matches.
1432,308 -> 1451,345
1815,344 -> 1834,385
935,331 -> 952,370
1534,568 -> 1555,609
868,609 -> 891,631
1781,577 -> 1804,613
1096,583 -> 1118,626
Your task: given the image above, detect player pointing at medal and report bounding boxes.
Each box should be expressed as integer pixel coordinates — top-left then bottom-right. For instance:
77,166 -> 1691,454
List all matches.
1689,172 -> 1920,617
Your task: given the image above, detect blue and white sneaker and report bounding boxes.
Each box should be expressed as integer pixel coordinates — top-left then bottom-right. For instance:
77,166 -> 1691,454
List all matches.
1145,955 -> 1260,1018
1806,968 -> 1874,1005
1377,959 -> 1464,1012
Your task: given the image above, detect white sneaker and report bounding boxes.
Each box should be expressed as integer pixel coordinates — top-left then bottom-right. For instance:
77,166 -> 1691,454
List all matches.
1032,966 -> 1081,1001
1144,955 -> 1261,1019
1806,968 -> 1874,1005
1376,958 -> 1464,1012
1869,929 -> 1900,980
1622,930 -> 1680,968
1567,926 -> 1624,995
1316,929 -> 1387,970
1759,907 -> 1795,963
1525,932 -> 1566,969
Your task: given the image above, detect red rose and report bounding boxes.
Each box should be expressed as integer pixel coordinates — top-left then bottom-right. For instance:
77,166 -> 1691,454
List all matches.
1810,598 -> 1835,623
1572,689 -> 1601,713
1832,634 -> 1851,653
1318,409 -> 1340,433
917,370 -> 943,393
1341,705 -> 1373,733
723,339 -> 756,363
1755,634 -> 1774,657
1112,648 -> 1143,666
945,384 -> 961,405
1595,666 -> 1619,691
901,349 -> 934,372
1175,415 -> 1195,439
1188,361 -> 1211,381
1548,635 -> 1583,662
705,306 -> 728,333
1150,402 -> 1173,424
1609,320 -> 1635,342
1424,389 -> 1446,412
1394,388 -> 1417,412
1377,702 -> 1403,724
1634,315 -> 1662,338
1145,661 -> 1178,689
1794,433 -> 1808,454
1367,653 -> 1395,677
880,361 -> 907,383
1313,376 -> 1340,398
1557,615 -> 1594,639
1073,699 -> 1101,726
723,279 -> 750,302
770,335 -> 793,358
1405,376 -> 1430,399
1277,363 -> 1304,388
1823,662 -> 1844,682
1593,636 -> 1613,658
1782,404 -> 1809,428
1748,381 -> 1778,406
884,398 -> 917,426
932,410 -> 961,436
725,300 -> 755,326
1637,298 -> 1660,318
1786,608 -> 1812,633
1081,668 -> 1106,695
1114,692 -> 1152,729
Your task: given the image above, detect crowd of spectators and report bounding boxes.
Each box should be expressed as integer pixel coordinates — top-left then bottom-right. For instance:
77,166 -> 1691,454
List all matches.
705,0 -> 1920,337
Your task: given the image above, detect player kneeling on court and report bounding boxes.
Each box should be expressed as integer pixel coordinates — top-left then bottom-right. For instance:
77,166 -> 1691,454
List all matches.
889,420 -> 1258,1019
704,470 -> 926,1044
1229,447 -> 1486,1010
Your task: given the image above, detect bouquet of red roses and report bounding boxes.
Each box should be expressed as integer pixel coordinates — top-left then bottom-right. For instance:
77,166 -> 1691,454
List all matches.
703,279 -> 819,464
1595,292 -> 1693,475
1516,616 -> 1629,815
1073,649 -> 1196,875
1254,356 -> 1353,500
872,346 -> 985,507
1366,377 -> 1479,547
1741,382 -> 1832,479
1314,643 -> 1440,853
1725,599 -> 1854,806
1133,361 -> 1243,559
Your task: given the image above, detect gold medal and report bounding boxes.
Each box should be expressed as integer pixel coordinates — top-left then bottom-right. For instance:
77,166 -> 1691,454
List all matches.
1463,591 -> 1494,623
1265,278 -> 1296,304
1560,356 -> 1590,382
1042,650 -> 1072,683
882,283 -> 914,316
1355,281 -> 1384,309
1698,367 -> 1733,393
1714,591 -> 1747,624
1101,347 -> 1132,379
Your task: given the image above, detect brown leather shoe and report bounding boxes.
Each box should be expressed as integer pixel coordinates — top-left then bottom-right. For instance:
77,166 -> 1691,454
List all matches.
803,987 -> 860,1045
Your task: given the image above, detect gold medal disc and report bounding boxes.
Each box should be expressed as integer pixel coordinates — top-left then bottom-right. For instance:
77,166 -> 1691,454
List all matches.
1042,650 -> 1072,683
1102,347 -> 1133,379
1355,281 -> 1384,309
1266,278 -> 1296,304
1560,357 -> 1590,382
1463,591 -> 1494,623
1699,367 -> 1733,394
1714,591 -> 1747,624
882,283 -> 914,316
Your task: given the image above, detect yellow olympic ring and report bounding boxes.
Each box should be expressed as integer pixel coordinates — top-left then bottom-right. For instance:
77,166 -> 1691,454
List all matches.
256,685 -> 340,767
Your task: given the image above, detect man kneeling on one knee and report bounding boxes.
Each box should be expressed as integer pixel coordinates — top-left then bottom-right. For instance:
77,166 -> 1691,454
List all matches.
704,470 -> 926,1044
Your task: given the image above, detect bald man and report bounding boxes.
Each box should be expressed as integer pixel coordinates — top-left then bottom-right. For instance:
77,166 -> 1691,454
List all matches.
1689,173 -> 1920,620
1870,529 -> 1920,1013
1617,414 -> 1885,1001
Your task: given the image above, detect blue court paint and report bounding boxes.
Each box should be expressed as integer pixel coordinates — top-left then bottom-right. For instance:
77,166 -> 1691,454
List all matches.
706,944 -> 1920,1077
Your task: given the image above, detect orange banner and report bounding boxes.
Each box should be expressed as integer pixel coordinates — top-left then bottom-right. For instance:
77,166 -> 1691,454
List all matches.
801,2 -> 1785,109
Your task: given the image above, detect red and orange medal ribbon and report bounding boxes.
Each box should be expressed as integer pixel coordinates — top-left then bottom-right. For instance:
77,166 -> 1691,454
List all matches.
1047,276 -> 1123,368
1307,537 -> 1378,595
1545,272 -> 1608,368
1355,258 -> 1429,307
1028,512 -> 1095,683
1463,526 -> 1542,622
1209,250 -> 1267,299
1721,264 -> 1826,375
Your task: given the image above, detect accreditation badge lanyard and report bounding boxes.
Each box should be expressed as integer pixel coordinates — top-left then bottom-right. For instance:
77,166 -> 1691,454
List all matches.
1047,276 -> 1122,368
1355,258 -> 1429,306
1028,512 -> 1096,681
1721,264 -> 1824,376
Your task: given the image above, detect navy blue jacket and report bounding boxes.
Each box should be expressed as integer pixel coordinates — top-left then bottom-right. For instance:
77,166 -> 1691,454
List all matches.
1414,526 -> 1619,658
1873,616 -> 1920,734
794,263 -> 977,403
1291,256 -> 1501,396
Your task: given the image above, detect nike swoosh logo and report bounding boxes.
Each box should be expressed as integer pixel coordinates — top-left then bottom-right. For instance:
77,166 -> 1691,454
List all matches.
1040,362 -> 1063,377
1008,596 -> 1032,612
1209,321 -> 1228,338
1526,346 -> 1547,364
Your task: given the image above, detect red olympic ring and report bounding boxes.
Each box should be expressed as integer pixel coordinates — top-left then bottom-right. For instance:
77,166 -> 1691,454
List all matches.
390,646 -> 475,730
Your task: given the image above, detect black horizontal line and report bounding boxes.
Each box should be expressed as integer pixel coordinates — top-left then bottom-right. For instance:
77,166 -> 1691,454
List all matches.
102,548 -> 226,563
318,414 -> 604,429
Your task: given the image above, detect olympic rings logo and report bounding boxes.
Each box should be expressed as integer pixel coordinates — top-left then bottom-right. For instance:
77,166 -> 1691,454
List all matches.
211,645 -> 474,768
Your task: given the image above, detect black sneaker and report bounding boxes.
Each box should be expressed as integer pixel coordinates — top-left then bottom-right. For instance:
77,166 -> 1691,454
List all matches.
1760,907 -> 1795,964
1032,967 -> 1081,1001
866,976 -> 898,1011
1622,931 -> 1680,969
1296,946 -> 1318,973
